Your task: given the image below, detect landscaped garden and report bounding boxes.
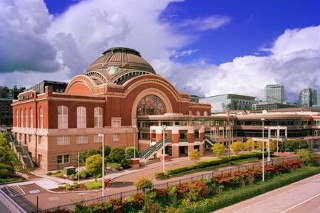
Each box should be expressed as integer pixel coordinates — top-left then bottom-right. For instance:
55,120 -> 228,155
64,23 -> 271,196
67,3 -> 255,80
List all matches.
48,146 -> 139,191
0,131 -> 24,184
43,136 -> 319,213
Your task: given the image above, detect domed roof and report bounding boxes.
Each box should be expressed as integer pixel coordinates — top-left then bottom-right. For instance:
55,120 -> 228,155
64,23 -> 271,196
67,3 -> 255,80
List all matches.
85,47 -> 155,85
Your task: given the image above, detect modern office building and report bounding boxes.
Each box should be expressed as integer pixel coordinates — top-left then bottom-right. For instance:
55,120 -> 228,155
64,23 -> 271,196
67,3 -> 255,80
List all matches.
299,88 -> 317,107
0,98 -> 13,128
199,94 -> 255,114
265,84 -> 284,104
11,47 -> 320,171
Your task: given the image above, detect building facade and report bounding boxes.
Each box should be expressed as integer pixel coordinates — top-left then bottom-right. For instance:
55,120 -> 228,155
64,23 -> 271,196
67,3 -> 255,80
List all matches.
265,84 -> 284,104
199,94 -> 255,114
299,88 -> 317,107
11,47 -> 211,170
11,47 -> 320,171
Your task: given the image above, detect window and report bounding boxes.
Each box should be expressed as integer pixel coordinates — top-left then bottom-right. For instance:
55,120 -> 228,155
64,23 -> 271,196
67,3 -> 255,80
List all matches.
94,107 -> 103,128
77,135 -> 88,144
77,106 -> 86,128
57,155 -> 70,164
57,136 -> 70,145
94,134 -> 103,143
25,109 -> 28,128
30,108 -> 33,128
16,110 -> 18,127
20,109 -> 23,127
137,95 -> 166,116
39,107 -> 43,128
112,117 -> 121,127
113,133 -> 120,141
58,106 -> 68,129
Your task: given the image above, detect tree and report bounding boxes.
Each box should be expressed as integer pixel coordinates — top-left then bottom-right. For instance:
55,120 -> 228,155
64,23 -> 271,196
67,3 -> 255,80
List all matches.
212,143 -> 225,158
230,142 -> 243,154
109,148 -> 128,166
125,146 -> 139,159
243,139 -> 254,152
85,154 -> 102,181
188,149 -> 202,164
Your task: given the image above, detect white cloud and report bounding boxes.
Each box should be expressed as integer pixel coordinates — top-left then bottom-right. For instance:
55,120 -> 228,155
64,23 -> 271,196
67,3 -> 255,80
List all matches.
0,0 -> 60,73
0,0 -> 319,103
167,26 -> 320,101
180,15 -> 230,31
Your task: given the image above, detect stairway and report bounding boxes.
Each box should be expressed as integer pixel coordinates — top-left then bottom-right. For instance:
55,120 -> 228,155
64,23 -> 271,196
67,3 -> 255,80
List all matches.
139,139 -> 170,163
5,185 -> 25,197
204,138 -> 215,146
5,130 -> 35,170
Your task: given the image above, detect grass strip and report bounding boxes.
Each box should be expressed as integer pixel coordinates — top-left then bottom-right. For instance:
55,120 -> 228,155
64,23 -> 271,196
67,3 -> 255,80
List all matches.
177,166 -> 320,213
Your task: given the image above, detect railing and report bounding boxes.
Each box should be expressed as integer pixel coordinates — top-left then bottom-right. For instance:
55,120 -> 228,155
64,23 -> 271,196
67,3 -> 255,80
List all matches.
43,156 -> 298,212
139,139 -> 171,163
5,130 -> 34,170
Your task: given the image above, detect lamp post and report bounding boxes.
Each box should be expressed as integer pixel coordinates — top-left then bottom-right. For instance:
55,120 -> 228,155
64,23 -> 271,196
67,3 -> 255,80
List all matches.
98,133 -> 105,199
133,125 -> 136,159
261,118 -> 265,182
267,127 -> 271,162
162,125 -> 167,173
277,126 -> 279,154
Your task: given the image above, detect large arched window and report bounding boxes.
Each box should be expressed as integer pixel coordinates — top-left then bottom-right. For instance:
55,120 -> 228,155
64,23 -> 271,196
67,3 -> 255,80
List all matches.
94,107 -> 103,128
58,106 -> 68,129
77,106 -> 86,128
136,95 -> 166,116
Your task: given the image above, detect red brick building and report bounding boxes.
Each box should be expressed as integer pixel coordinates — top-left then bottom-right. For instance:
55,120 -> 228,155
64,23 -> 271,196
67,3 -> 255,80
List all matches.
12,47 -> 211,170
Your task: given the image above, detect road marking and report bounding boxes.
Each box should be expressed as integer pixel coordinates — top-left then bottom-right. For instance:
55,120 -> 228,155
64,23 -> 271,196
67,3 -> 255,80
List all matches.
281,191 -> 320,213
233,174 -> 320,213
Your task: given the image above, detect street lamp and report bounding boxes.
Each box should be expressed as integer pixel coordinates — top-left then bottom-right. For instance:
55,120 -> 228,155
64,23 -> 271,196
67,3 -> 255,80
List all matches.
133,125 -> 137,159
98,133 -> 105,199
162,125 -> 167,173
261,118 -> 265,182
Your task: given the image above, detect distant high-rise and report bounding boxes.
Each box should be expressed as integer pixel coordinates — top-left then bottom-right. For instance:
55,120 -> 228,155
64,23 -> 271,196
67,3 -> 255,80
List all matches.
265,84 -> 284,104
299,88 -> 317,107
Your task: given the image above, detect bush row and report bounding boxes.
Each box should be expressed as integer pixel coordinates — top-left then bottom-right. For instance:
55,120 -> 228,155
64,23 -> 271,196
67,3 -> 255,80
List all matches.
167,152 -> 264,176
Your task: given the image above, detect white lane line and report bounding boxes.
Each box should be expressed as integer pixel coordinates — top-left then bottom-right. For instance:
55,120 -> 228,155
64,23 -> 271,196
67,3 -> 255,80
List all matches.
233,175 -> 320,213
281,192 -> 320,213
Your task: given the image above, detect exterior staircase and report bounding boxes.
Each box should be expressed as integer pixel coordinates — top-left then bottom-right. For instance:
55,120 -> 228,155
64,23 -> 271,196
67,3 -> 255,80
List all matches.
139,139 -> 171,164
204,137 -> 215,146
5,130 -> 35,170
5,185 -> 25,197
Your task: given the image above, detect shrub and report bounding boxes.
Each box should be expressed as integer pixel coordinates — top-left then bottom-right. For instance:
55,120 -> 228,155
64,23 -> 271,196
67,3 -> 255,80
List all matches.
284,140 -> 308,152
109,148 -> 126,163
85,154 -> 102,181
212,143 -> 225,158
243,139 -> 255,152
297,149 -> 313,166
155,172 -> 167,180
85,180 -> 102,189
135,177 -> 153,192
125,147 -> 139,159
79,170 -> 90,179
230,142 -> 243,154
65,184 -> 73,190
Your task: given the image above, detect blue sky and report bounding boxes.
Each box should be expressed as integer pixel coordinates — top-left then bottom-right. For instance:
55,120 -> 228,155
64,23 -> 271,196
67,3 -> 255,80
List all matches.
1,0 -> 320,101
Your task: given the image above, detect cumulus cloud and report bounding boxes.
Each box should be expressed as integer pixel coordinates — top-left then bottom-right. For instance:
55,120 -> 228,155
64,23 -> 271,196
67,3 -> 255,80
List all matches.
0,0 -> 60,73
163,26 -> 320,101
0,0 -> 319,103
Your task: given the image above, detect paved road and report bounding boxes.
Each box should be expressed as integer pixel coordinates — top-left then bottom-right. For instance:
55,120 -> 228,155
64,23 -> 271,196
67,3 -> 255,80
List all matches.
0,200 -> 11,213
215,173 -> 320,213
